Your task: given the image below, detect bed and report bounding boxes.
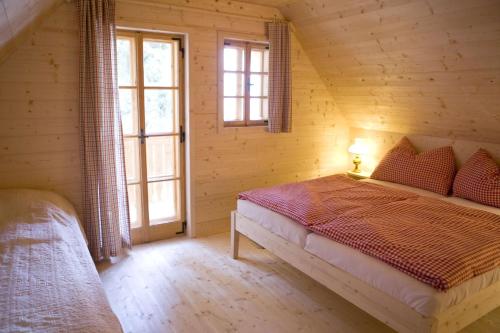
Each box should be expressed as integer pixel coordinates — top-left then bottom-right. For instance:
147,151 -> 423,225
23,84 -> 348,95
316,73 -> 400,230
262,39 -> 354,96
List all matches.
0,189 -> 122,332
231,177 -> 500,333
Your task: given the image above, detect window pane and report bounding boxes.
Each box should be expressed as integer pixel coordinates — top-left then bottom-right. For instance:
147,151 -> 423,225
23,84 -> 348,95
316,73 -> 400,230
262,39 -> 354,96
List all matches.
224,97 -> 244,121
250,98 -> 264,120
148,180 -> 179,224
117,38 -> 135,86
224,45 -> 245,71
146,136 -> 176,180
224,73 -> 245,96
124,137 -> 140,183
143,40 -> 174,87
145,89 -> 176,134
251,49 -> 263,72
250,74 -> 264,97
128,184 -> 141,228
119,89 -> 138,135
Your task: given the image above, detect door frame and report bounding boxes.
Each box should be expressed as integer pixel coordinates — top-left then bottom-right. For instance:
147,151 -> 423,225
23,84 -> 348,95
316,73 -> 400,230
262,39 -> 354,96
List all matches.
117,29 -> 187,244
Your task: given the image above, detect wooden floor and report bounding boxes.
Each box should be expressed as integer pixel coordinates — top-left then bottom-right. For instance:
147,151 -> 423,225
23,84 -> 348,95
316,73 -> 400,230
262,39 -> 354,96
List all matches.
97,233 -> 500,333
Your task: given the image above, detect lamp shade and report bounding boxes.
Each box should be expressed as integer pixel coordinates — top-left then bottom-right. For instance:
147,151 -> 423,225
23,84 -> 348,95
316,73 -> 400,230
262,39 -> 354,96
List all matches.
348,138 -> 368,155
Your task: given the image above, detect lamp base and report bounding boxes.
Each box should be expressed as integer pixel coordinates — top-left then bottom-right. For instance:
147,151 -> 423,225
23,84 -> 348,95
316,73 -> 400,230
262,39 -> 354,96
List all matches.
352,155 -> 362,173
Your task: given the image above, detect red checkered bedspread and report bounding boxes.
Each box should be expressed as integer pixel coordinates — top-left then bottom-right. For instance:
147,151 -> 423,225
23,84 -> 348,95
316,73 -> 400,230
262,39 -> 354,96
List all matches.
238,174 -> 500,290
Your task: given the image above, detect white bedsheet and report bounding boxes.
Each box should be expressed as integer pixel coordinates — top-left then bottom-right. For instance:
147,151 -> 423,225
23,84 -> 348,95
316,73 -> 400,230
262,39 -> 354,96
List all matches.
238,178 -> 500,317
237,199 -> 310,247
0,189 -> 122,332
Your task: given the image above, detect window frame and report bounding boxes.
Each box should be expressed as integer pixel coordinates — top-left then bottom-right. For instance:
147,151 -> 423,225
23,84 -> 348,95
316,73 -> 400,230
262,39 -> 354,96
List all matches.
218,32 -> 269,130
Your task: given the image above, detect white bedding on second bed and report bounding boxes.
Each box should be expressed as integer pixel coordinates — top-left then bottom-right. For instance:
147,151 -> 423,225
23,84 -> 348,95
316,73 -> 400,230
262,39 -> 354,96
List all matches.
236,177 -> 500,317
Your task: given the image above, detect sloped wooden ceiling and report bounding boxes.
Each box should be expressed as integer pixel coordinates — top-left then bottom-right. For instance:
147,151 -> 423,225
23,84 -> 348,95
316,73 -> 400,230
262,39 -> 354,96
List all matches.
0,0 -> 60,60
266,0 -> 500,143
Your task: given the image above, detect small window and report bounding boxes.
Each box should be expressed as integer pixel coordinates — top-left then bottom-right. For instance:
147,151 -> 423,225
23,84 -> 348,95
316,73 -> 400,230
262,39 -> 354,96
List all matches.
222,39 -> 269,127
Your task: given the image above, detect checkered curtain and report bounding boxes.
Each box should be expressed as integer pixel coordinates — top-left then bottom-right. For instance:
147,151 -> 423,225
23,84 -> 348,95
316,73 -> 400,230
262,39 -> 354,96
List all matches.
266,21 -> 292,133
77,0 -> 131,261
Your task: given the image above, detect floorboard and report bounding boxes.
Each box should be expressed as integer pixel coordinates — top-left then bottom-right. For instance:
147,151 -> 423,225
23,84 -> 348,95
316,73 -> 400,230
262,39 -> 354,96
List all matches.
97,233 -> 500,333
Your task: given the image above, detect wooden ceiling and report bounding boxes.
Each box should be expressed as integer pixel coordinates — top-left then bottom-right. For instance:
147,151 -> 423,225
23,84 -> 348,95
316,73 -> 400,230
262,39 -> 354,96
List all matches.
273,0 -> 500,143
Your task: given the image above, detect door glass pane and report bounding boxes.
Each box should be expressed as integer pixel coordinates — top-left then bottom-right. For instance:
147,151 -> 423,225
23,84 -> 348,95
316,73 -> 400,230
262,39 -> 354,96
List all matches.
250,49 -> 263,72
263,75 -> 268,97
128,184 -> 141,228
117,38 -> 136,86
262,98 -> 269,120
263,49 -> 269,72
145,89 -> 176,134
148,180 -> 179,224
146,136 -> 176,180
250,98 -> 263,120
124,138 -> 140,183
119,89 -> 138,135
224,46 -> 245,71
250,74 -> 263,97
143,40 -> 174,87
224,73 -> 245,96
224,97 -> 244,121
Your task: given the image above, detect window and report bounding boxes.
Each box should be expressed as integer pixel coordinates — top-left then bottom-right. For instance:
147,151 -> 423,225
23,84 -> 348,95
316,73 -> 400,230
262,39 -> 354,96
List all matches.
222,39 -> 269,127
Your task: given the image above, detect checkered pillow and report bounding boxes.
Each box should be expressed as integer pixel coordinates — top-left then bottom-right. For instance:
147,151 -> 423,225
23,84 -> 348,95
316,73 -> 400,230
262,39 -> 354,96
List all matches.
453,149 -> 500,208
371,137 -> 456,195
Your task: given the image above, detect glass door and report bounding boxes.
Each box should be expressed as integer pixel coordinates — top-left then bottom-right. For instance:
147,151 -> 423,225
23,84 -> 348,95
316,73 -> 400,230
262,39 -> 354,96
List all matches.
117,31 -> 185,244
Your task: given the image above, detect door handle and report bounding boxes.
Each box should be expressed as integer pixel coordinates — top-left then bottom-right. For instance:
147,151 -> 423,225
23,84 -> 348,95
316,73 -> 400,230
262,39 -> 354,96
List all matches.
139,129 -> 149,144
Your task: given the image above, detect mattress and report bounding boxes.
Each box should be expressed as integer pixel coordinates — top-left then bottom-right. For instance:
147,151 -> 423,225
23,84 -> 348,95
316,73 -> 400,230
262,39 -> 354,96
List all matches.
238,177 -> 500,316
237,199 -> 310,247
0,189 -> 122,332
305,233 -> 499,316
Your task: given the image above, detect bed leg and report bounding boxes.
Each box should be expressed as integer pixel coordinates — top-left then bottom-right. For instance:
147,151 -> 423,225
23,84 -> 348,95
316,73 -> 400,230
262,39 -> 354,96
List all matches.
231,211 -> 240,259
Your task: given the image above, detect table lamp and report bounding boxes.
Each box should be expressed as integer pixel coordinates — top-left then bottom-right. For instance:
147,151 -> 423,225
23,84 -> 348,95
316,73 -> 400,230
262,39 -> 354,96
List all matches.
348,138 -> 368,173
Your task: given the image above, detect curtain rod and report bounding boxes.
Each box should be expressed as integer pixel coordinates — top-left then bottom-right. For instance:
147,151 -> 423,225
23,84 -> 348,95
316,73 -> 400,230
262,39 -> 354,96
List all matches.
116,0 -> 287,23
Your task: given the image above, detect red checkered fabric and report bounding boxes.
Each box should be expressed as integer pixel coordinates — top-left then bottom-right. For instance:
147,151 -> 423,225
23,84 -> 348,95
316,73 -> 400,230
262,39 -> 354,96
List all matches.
239,175 -> 417,227
239,175 -> 500,290
77,0 -> 131,261
371,137 -> 456,195
266,21 -> 292,133
453,149 -> 500,208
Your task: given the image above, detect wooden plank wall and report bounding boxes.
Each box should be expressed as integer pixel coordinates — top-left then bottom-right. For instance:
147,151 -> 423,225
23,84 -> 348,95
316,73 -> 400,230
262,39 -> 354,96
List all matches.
277,0 -> 500,144
0,0 -> 350,237
114,0 -> 350,236
349,127 -> 500,174
0,3 -> 81,211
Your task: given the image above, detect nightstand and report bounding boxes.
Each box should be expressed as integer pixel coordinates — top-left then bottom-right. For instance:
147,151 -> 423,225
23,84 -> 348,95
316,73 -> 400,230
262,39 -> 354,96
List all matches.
346,170 -> 371,180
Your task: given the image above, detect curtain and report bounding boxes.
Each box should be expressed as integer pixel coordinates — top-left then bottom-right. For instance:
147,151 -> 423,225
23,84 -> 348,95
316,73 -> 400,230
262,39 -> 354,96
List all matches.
266,21 -> 292,133
77,0 -> 131,261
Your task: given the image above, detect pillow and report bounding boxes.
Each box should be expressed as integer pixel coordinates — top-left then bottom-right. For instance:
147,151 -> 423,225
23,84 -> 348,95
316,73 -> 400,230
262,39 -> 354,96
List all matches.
453,149 -> 500,208
371,137 -> 456,195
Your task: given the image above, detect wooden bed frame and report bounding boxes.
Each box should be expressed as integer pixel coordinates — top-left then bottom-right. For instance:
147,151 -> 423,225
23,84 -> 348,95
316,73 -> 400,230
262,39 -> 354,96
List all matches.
230,211 -> 500,333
